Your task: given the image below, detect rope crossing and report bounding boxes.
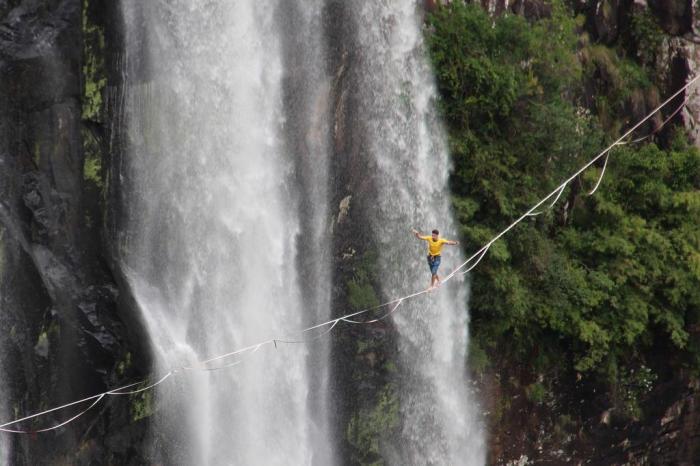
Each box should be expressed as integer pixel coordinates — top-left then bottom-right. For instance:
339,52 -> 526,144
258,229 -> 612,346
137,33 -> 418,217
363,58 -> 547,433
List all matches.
1,74 -> 698,435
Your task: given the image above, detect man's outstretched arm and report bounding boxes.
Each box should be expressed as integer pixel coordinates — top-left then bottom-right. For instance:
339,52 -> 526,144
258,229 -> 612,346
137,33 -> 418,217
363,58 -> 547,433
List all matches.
411,228 -> 423,239
446,239 -> 460,245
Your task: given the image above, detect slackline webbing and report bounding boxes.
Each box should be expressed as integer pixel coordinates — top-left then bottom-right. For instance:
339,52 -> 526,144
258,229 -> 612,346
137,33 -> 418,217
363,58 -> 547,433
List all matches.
1,73 -> 698,435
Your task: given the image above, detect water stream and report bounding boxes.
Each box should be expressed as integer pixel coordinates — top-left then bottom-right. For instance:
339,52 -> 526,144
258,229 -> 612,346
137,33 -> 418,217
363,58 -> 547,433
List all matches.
117,0 -> 483,464
119,1 -> 329,464
351,2 -> 485,464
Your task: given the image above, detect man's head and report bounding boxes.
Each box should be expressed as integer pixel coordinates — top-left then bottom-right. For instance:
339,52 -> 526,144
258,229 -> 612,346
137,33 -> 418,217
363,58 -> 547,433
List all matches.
432,229 -> 439,240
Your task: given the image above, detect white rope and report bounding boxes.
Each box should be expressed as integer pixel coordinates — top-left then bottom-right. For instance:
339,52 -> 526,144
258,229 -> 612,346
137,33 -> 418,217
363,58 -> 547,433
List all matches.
0,395 -> 106,434
446,74 -> 700,279
106,371 -> 174,396
586,151 -> 611,196
0,393 -> 103,430
274,319 -> 342,345
186,360 -> 244,372
584,95 -> 688,196
183,344 -> 268,371
584,96 -> 691,197
1,73 -> 698,436
622,96 -> 690,145
526,182 -> 568,217
341,299 -> 404,324
195,341 -> 274,367
456,244 -> 492,277
0,376 -> 171,432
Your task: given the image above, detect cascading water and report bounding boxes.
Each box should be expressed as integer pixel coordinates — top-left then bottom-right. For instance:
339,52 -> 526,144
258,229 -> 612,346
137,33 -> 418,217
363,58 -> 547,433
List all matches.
351,2 -> 485,464
118,1 -> 331,464
275,1 -> 335,463
117,0 -> 480,463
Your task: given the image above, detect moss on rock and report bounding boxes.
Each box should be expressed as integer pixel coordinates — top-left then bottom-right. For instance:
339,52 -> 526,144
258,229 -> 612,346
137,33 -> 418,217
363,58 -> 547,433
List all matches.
346,383 -> 400,465
130,391 -> 154,422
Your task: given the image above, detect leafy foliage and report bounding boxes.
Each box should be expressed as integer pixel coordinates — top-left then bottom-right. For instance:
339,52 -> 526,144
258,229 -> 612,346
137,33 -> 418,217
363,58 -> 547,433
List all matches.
628,9 -> 665,69
346,384 -> 399,465
426,1 -> 700,390
347,251 -> 381,311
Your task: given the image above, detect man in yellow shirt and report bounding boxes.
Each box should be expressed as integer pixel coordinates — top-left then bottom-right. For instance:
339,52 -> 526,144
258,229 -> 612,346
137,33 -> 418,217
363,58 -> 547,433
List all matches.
412,228 -> 459,289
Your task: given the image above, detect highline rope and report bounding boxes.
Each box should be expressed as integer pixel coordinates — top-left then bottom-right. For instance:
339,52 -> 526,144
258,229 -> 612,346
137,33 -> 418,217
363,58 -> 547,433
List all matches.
1,74 -> 698,435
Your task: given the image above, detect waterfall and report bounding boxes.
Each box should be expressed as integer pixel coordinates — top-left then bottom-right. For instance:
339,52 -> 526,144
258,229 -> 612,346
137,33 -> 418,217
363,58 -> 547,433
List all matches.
117,0 -> 482,463
118,1 -> 331,464
351,2 -> 485,464
276,2 -> 335,463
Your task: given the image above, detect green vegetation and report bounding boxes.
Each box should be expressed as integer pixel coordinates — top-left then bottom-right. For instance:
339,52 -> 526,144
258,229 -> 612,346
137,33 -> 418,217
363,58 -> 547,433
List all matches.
131,391 -> 154,422
82,0 -> 106,123
525,381 -> 547,404
83,155 -> 102,188
342,247 -> 400,463
346,384 -> 399,465
426,1 -> 700,416
615,363 -> 657,419
347,251 -> 381,311
81,0 -> 106,191
116,352 -> 132,377
627,9 -> 665,69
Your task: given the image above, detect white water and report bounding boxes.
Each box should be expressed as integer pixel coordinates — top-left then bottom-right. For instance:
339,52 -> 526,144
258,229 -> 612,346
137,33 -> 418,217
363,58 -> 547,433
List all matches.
119,1 -> 329,464
117,0 -> 483,463
352,2 -> 485,464
275,2 -> 335,462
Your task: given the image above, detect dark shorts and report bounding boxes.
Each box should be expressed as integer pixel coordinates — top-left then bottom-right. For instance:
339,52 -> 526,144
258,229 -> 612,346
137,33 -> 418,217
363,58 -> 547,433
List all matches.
427,255 -> 441,275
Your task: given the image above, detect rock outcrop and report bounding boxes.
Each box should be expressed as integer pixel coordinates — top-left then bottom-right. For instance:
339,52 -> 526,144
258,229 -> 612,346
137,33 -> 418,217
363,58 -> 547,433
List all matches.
0,1 -> 149,463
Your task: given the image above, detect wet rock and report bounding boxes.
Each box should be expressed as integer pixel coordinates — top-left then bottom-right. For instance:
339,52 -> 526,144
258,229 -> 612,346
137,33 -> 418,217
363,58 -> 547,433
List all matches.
423,0 -> 441,14
510,0 -> 552,20
646,1 -> 700,145
77,285 -> 121,356
648,0 -> 693,35
590,0 -> 624,44
480,0 -> 509,16
1,0 -> 151,464
33,331 -> 49,358
337,195 -> 351,224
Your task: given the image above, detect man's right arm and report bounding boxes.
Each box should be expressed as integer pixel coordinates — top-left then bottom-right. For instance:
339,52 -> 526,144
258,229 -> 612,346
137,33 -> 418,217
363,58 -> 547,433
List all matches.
411,229 -> 422,239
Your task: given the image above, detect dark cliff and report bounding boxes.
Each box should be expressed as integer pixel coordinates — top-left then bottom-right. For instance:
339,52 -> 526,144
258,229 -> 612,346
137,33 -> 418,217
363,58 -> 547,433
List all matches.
0,0 -> 149,463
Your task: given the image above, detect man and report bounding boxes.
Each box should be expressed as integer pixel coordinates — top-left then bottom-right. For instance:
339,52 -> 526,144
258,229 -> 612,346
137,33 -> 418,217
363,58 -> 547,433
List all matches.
411,228 -> 459,289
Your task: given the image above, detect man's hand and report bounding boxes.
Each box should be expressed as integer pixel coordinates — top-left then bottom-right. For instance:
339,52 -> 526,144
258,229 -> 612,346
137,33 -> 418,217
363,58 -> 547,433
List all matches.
411,229 -> 421,239
449,240 -> 460,246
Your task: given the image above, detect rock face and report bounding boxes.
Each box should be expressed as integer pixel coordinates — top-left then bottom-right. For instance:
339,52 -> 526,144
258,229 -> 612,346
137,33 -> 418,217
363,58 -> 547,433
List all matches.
596,376 -> 700,464
636,0 -> 700,146
0,1 -> 149,464
323,2 -> 402,462
1,0 -> 699,464
582,0 -> 700,145
668,3 -> 700,146
648,0 -> 693,35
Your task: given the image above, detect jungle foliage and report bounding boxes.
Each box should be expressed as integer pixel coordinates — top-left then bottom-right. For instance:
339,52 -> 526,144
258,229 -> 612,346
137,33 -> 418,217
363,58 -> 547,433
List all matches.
426,1 -> 700,392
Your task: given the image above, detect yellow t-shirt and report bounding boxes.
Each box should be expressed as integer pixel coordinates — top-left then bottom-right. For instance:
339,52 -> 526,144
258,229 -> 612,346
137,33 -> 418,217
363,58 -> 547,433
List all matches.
420,236 -> 449,256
